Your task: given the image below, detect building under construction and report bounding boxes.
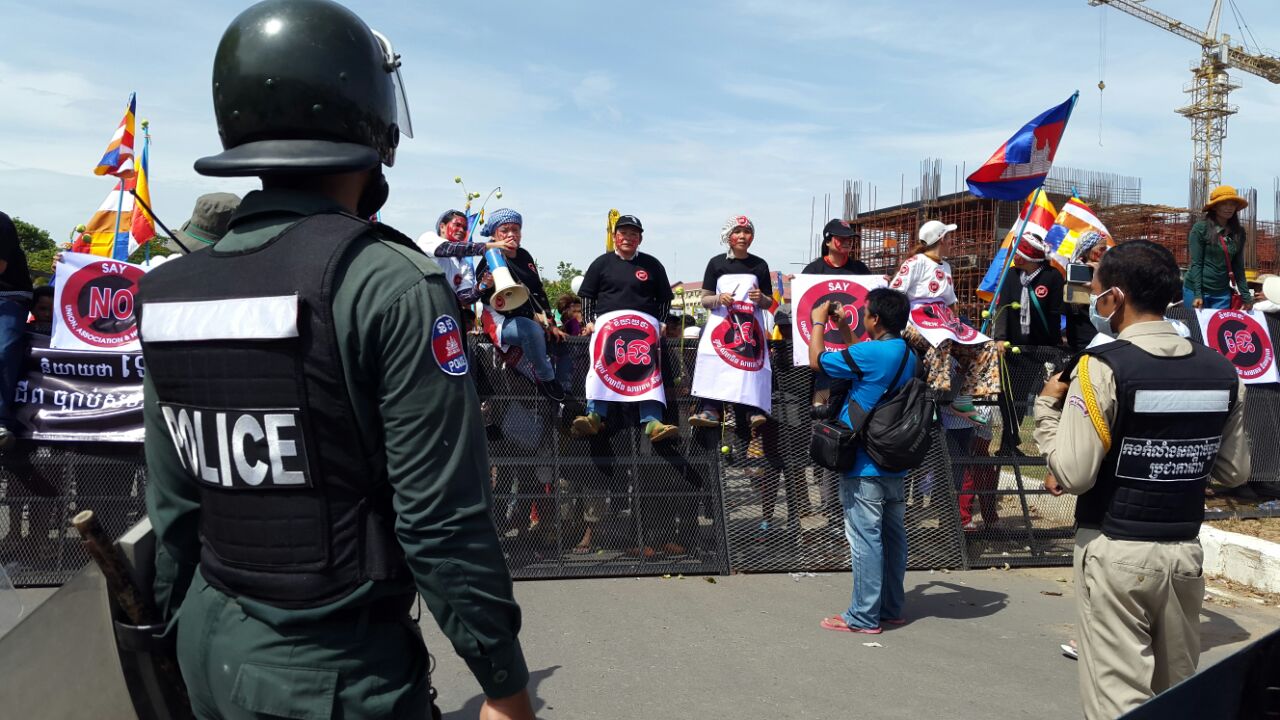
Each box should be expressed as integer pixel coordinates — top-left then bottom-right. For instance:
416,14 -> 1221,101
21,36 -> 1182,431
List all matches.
833,160 -> 1279,320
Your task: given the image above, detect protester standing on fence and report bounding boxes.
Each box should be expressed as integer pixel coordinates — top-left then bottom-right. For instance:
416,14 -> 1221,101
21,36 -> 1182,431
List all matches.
572,214 -> 679,442
1034,240 -> 1249,720
893,220 -> 1000,406
802,219 -> 876,513
809,288 -> 918,635
803,219 -> 873,276
0,211 -> 33,450
476,209 -> 573,403
689,215 -> 773,430
416,208 -> 514,325
1183,185 -> 1254,311
135,2 -> 534,718
993,232 -> 1064,455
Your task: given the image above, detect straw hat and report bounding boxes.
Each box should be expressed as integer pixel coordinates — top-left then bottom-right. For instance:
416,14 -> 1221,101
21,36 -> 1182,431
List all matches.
1203,185 -> 1248,212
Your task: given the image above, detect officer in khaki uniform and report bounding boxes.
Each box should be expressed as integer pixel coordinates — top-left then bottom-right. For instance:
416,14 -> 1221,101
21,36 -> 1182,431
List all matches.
1033,240 -> 1249,720
137,1 -> 535,718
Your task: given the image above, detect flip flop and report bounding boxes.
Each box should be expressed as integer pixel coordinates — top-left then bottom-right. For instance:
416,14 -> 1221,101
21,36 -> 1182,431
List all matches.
1061,643 -> 1078,660
820,616 -> 882,634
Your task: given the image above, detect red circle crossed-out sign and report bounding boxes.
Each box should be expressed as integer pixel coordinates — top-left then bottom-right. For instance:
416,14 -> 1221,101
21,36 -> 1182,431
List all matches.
58,259 -> 146,348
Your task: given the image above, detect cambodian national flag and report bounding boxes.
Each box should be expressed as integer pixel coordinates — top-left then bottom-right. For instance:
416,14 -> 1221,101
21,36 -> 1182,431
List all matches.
93,93 -> 137,179
966,93 -> 1078,201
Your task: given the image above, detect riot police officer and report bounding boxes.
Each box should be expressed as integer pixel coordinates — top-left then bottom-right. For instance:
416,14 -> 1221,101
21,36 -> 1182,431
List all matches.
137,2 -> 534,718
1033,240 -> 1249,720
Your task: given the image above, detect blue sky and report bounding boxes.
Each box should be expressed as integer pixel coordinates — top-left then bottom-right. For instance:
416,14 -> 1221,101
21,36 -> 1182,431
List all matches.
2,0 -> 1278,281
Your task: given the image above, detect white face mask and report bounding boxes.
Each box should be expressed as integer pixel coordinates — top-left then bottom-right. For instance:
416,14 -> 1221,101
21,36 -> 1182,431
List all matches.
1088,288 -> 1118,336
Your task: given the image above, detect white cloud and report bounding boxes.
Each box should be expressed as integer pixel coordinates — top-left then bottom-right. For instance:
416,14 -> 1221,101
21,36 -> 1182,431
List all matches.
572,72 -> 622,122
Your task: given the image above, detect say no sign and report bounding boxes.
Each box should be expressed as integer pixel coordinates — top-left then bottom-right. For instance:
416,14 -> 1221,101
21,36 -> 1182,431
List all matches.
52,253 -> 150,352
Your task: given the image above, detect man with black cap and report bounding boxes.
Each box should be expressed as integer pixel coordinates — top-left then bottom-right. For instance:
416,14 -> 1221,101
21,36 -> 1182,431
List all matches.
572,214 -> 678,442
162,192 -> 241,254
136,2 -> 533,718
803,219 -> 873,276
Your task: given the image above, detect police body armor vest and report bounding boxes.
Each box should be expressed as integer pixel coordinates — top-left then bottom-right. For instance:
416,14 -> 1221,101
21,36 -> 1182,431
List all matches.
138,213 -> 409,608
1074,339 -> 1238,542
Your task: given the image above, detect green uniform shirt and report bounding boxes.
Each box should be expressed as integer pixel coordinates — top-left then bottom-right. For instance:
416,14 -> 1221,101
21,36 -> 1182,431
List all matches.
1184,219 -> 1253,303
144,188 -> 529,698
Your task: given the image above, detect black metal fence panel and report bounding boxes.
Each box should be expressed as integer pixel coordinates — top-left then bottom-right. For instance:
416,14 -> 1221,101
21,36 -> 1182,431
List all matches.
0,443 -> 146,586
4,315 -> 1279,587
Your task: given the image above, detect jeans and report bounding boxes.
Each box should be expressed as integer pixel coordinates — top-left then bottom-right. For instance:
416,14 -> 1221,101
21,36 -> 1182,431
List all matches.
944,427 -> 975,491
585,399 -> 664,425
0,299 -> 28,428
1182,286 -> 1234,310
500,316 -> 555,383
840,475 -> 908,629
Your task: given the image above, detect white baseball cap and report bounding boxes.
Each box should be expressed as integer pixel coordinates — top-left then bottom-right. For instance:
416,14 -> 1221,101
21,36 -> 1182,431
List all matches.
1262,274 -> 1280,305
919,220 -> 958,247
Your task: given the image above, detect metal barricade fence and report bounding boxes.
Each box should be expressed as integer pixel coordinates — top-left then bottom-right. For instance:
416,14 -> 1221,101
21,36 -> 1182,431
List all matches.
3,324 -> 1278,587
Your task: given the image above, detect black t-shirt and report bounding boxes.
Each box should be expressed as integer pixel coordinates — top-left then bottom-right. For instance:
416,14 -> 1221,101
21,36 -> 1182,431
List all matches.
701,253 -> 772,297
476,247 -> 551,320
801,256 -> 872,276
995,265 -> 1065,346
0,212 -> 33,293
579,251 -> 674,318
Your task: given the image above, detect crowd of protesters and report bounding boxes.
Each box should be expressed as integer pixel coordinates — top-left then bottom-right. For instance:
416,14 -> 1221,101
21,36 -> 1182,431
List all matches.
0,180 -> 1271,717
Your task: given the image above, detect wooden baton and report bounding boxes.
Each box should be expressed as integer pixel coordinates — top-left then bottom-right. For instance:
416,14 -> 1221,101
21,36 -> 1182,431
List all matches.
72,510 -> 193,714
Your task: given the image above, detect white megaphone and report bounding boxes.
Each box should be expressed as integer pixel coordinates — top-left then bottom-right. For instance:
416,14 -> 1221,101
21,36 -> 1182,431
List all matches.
484,249 -> 529,312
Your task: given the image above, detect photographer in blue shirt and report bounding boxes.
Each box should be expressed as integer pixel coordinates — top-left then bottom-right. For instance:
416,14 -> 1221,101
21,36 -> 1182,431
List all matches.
809,288 -> 918,635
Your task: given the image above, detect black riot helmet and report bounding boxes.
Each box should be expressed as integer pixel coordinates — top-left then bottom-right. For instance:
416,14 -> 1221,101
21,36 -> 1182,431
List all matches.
195,0 -> 414,177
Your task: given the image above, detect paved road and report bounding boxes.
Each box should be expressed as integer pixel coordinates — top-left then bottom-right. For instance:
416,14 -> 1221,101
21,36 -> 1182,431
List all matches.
9,567 -> 1273,719
420,568 -> 1276,720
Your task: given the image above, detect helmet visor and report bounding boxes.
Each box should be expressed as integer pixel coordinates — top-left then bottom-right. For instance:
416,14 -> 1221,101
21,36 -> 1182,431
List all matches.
372,30 -> 413,139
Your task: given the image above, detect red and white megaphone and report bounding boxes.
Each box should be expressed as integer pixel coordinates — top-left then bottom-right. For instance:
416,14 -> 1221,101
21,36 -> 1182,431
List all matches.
484,249 -> 529,312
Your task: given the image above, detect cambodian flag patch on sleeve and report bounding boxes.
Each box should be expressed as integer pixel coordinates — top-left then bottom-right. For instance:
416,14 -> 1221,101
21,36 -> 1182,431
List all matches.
431,315 -> 469,376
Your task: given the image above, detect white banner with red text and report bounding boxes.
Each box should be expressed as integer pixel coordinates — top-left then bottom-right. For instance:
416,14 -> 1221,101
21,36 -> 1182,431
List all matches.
585,310 -> 666,405
1195,309 -> 1279,384
691,273 -> 771,413
789,274 -> 887,367
52,252 -> 149,352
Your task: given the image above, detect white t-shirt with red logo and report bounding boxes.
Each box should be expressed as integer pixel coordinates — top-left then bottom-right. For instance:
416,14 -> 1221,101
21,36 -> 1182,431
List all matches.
890,254 -> 956,308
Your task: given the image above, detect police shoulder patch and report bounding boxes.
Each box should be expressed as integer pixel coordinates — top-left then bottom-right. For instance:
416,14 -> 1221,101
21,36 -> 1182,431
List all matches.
431,315 -> 469,376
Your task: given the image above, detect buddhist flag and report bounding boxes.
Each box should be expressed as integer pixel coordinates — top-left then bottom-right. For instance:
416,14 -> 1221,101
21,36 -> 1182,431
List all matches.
1043,196 -> 1112,271
976,190 -> 1057,302
129,135 -> 156,251
769,270 -> 785,340
83,179 -> 137,258
93,93 -> 137,179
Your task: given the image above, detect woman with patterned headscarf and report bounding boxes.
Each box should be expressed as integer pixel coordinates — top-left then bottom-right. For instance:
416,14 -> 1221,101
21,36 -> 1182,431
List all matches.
689,215 -> 774,429
475,209 -> 572,403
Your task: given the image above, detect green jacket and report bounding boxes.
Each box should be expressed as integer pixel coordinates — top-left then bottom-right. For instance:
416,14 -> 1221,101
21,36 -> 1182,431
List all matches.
1184,219 -> 1253,303
144,188 -> 528,698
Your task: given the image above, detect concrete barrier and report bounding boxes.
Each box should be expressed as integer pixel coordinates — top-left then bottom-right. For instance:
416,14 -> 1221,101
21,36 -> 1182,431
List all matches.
1200,525 -> 1280,594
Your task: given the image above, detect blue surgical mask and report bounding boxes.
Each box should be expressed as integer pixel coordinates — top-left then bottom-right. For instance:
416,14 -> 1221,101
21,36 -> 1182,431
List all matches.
1088,290 -> 1116,337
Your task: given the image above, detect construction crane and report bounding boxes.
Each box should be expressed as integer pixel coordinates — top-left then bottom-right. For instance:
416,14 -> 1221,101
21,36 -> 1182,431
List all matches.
1089,0 -> 1280,209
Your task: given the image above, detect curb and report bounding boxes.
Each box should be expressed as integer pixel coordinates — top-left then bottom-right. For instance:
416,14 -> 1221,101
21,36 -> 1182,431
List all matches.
1200,526 -> 1280,594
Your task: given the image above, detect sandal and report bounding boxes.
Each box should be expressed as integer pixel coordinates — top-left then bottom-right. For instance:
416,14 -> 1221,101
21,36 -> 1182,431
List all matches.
819,616 -> 883,634
688,411 -> 722,428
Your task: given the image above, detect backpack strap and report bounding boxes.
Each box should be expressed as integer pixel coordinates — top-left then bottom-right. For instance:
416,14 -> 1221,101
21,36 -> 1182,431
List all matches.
887,346 -> 910,390
840,347 -> 864,380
